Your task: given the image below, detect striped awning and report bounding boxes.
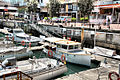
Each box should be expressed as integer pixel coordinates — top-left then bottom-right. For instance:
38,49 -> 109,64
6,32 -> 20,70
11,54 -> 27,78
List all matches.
99,4 -> 120,9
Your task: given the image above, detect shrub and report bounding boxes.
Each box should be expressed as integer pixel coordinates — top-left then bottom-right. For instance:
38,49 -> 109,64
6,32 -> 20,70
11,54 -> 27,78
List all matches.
71,17 -> 76,21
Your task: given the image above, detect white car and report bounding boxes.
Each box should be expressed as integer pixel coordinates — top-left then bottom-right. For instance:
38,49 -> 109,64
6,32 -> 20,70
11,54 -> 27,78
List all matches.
52,17 -> 59,22
59,16 -> 71,22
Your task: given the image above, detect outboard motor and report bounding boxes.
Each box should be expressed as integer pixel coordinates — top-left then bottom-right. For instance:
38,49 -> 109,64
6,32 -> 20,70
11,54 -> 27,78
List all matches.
2,57 -> 16,68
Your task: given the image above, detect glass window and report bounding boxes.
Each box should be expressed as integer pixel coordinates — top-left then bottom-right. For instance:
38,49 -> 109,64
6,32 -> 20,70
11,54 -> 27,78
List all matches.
62,45 -> 67,49
57,44 -> 61,48
68,5 -> 72,9
75,45 -> 79,49
69,45 -> 73,49
73,4 -> 77,11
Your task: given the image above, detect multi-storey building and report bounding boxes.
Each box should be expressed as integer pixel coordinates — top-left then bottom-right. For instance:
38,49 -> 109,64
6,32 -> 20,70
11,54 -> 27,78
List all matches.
58,0 -> 79,21
92,0 -> 120,23
38,0 -> 49,17
93,0 -> 120,15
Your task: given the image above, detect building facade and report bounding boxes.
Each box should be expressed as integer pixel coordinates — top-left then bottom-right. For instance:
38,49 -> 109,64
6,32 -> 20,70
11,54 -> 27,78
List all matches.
58,0 -> 79,21
92,0 -> 120,23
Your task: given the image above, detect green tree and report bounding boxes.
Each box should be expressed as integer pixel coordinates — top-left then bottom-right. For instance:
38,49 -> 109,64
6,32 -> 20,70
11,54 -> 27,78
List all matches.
78,0 -> 94,22
49,0 -> 60,17
25,0 -> 38,13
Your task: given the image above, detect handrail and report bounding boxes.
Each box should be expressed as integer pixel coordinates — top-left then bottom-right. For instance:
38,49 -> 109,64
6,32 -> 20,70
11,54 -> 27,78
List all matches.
30,24 -> 53,37
2,71 -> 33,80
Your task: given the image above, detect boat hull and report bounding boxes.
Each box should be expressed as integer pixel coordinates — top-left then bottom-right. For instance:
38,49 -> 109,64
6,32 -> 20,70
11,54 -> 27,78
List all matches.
0,50 -> 33,61
43,48 -> 91,66
32,65 -> 67,80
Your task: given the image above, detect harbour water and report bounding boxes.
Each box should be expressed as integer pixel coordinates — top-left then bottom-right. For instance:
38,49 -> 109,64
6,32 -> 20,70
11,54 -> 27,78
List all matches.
32,50 -> 100,79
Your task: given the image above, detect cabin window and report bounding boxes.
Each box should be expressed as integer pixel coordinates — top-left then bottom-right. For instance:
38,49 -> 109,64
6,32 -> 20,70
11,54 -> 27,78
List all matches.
75,45 -> 79,49
14,31 -> 24,34
62,45 -> 67,49
57,44 -> 61,48
69,45 -> 74,49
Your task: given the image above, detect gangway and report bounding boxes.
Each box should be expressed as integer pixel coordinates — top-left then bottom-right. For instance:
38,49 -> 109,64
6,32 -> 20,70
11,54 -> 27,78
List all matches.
30,24 -> 53,37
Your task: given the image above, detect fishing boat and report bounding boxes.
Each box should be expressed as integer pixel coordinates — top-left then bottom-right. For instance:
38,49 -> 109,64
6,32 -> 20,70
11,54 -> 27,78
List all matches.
0,57 -> 67,80
43,37 -> 91,66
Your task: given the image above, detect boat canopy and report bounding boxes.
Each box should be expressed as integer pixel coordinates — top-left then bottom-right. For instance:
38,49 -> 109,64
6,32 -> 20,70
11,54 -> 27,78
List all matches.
44,37 -> 81,45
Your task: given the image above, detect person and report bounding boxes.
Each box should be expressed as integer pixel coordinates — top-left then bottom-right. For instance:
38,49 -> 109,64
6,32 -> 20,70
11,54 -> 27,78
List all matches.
106,17 -> 110,29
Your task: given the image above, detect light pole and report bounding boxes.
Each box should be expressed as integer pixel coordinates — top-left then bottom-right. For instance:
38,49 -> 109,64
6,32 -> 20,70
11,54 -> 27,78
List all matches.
94,0 -> 100,48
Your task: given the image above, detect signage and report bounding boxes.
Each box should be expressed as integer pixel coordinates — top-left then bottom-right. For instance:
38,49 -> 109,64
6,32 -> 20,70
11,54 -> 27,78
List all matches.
4,9 -> 8,12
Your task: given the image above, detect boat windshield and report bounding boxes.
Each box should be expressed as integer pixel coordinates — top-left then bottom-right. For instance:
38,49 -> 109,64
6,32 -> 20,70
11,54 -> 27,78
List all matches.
69,45 -> 74,49
57,44 -> 61,48
68,45 -> 79,50
62,45 -> 67,49
75,45 -> 79,49
14,30 -> 24,34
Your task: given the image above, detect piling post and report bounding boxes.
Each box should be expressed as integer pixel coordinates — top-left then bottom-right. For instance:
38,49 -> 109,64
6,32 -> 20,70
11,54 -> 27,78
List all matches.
118,63 -> 120,74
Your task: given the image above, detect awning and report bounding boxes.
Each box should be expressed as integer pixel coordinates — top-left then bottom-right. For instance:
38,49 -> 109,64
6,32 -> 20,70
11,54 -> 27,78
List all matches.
99,4 -> 120,9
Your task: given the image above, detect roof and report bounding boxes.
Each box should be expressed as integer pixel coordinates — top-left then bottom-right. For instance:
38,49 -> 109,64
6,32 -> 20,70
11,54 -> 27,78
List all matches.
98,4 -> 120,9
45,37 -> 81,45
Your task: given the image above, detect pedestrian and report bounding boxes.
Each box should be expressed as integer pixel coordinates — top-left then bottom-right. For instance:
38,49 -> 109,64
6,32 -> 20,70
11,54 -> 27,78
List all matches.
106,17 -> 110,29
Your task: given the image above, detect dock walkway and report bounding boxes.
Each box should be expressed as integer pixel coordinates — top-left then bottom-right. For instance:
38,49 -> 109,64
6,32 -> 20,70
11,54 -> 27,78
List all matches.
56,47 -> 120,80
56,55 -> 120,80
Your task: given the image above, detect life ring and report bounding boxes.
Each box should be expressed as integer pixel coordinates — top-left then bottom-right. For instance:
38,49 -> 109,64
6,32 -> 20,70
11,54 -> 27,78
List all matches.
21,41 -> 25,46
61,54 -> 66,62
48,50 -> 53,57
109,72 -> 119,80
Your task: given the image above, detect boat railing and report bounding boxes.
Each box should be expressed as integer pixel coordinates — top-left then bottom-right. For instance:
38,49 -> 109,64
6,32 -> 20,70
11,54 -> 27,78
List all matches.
1,71 -> 33,80
57,49 -> 91,55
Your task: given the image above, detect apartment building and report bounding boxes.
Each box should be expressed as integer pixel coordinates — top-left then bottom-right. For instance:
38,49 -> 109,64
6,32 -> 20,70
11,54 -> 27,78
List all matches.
59,0 -> 78,19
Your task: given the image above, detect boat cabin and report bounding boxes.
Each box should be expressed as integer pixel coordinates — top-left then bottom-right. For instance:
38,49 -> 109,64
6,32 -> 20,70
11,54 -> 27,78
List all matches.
44,37 -> 81,50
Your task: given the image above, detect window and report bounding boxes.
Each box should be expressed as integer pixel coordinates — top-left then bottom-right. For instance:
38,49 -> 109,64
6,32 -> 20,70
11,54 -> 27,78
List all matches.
75,45 -> 79,49
73,4 -> 77,11
69,45 -> 73,49
62,45 -> 67,49
57,44 -> 61,48
68,5 -> 72,9
41,0 -> 43,3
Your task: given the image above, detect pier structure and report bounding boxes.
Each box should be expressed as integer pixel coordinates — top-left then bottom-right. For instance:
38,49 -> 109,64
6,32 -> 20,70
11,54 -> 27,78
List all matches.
56,54 -> 120,80
37,23 -> 120,52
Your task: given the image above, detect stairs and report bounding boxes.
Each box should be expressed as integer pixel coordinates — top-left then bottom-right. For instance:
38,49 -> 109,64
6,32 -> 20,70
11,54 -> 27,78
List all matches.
30,24 -> 53,37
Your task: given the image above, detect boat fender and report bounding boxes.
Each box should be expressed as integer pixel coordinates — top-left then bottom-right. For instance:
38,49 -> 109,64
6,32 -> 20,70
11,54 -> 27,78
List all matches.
12,37 -> 14,41
6,35 -> 9,40
21,41 -> 25,46
48,50 -> 53,57
29,42 -> 31,48
61,54 -> 66,63
109,72 -> 119,80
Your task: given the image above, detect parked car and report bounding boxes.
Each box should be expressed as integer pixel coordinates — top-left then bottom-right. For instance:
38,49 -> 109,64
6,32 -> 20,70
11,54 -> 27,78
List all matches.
59,16 -> 71,22
52,17 -> 59,22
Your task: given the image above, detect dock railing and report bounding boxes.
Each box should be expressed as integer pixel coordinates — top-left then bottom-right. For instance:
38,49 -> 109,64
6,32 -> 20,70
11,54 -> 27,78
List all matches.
1,71 -> 33,80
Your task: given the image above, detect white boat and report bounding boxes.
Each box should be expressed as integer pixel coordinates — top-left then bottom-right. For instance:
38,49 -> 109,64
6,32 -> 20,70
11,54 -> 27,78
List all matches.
12,28 -> 40,46
0,46 -> 33,61
0,57 -> 67,80
43,37 -> 91,66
